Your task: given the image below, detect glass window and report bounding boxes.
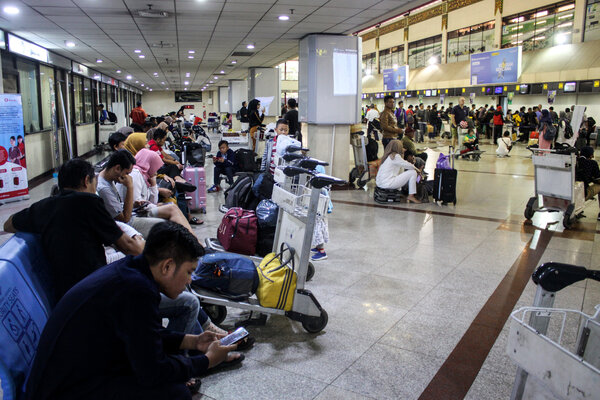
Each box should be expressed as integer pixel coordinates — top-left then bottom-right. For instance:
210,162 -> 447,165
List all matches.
84,78 -> 92,123
17,59 -> 40,133
2,55 -> 18,94
502,2 -> 575,51
73,75 -> 84,124
447,21 -> 495,64
585,0 -> 600,41
362,52 -> 376,75
39,65 -> 54,130
379,46 -> 404,71
408,35 -> 442,69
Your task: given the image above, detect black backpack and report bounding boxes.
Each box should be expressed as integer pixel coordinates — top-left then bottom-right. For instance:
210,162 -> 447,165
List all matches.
224,173 -> 258,210
235,149 -> 258,172
185,142 -> 206,167
366,134 -> 379,162
542,122 -> 557,141
107,111 -> 118,123
562,119 -> 574,139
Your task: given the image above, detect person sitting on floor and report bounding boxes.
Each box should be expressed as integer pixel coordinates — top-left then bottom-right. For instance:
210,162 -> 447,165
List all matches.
461,128 -> 479,154
401,128 -> 428,163
576,146 -> 600,220
24,222 -> 243,400
3,159 -> 144,300
496,131 -> 513,158
208,140 -> 236,193
375,140 -> 421,204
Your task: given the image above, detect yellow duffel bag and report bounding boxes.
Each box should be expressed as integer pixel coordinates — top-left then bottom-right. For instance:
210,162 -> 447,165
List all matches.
256,243 -> 297,311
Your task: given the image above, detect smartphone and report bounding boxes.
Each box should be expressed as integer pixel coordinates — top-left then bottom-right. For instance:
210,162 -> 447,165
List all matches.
219,327 -> 249,346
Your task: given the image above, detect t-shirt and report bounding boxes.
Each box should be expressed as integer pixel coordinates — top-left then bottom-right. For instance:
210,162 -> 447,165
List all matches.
452,105 -> 468,126
401,136 -> 417,155
12,190 -> 123,299
147,139 -> 164,159
97,176 -> 124,218
284,109 -> 300,136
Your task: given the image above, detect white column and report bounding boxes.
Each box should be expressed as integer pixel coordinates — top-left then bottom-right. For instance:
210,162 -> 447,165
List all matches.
573,0 -> 586,43
229,79 -> 248,131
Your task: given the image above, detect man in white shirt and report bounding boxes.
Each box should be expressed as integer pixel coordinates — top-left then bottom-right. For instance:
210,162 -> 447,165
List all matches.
366,104 -> 380,123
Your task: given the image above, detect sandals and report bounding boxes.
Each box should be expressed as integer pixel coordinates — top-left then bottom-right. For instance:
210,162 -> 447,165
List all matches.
215,353 -> 245,369
235,335 -> 255,351
189,217 -> 204,225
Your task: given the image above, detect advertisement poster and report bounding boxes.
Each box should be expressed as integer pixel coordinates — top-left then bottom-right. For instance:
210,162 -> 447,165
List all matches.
547,90 -> 557,105
470,47 -> 522,85
469,93 -> 476,104
383,65 -> 409,91
507,92 -> 514,105
0,94 -> 29,203
440,94 -> 445,105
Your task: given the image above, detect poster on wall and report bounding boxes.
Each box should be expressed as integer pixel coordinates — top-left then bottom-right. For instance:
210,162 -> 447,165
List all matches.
383,65 -> 409,91
470,47 -> 522,85
175,91 -> 202,102
469,93 -> 476,104
507,92 -> 514,105
0,94 -> 29,203
547,90 -> 557,105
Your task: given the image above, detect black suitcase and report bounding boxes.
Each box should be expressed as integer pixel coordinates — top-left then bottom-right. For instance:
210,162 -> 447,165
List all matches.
433,146 -> 457,205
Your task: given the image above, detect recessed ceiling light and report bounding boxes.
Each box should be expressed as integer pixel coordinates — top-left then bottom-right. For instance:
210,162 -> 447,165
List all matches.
141,83 -> 145,86
134,49 -> 141,53
231,60 -> 237,64
139,55 -> 145,59
278,15 -> 289,21
135,80 -> 139,83
220,70 -> 225,74
116,70 -> 121,73
3,6 -> 19,15
185,72 -> 191,77
153,72 -> 158,76
65,41 -> 75,47
96,59 -> 103,63
184,81 -> 189,85
188,55 -> 194,59
126,75 -> 132,80
214,76 -> 218,79
246,44 -> 255,49
188,50 -> 195,54
209,81 -> 213,83
161,81 -> 165,84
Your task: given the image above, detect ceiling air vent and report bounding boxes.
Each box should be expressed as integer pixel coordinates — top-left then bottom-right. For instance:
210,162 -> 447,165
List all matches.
150,41 -> 174,48
138,4 -> 169,18
231,51 -> 254,57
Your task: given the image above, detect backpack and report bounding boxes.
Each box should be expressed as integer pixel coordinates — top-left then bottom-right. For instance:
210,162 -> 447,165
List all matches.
235,148 -> 258,172
542,122 -> 557,141
192,252 -> 259,300
366,134 -> 379,162
107,111 -> 118,123
588,117 -> 596,128
252,172 -> 275,199
236,109 -> 241,120
217,208 -> 258,255
562,119 -> 574,139
224,173 -> 257,210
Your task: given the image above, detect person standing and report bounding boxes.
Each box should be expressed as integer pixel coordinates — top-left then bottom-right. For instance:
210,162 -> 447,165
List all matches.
380,95 -> 404,149
450,97 -> 468,148
239,101 -> 249,132
395,101 -> 406,128
366,104 -> 379,123
130,101 -> 148,126
493,105 -> 504,143
248,98 -> 264,152
284,98 -> 301,143
416,104 -> 426,143
97,103 -> 109,124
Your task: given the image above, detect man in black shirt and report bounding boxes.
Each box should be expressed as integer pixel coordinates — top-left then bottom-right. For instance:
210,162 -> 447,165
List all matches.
25,222 -> 240,400
450,97 -> 468,148
3,159 -> 143,300
239,101 -> 249,132
285,98 -> 301,143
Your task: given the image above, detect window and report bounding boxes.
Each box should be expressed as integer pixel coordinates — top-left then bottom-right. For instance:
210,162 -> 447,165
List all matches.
502,1 -> 575,51
408,35 -> 442,69
362,52 -> 376,75
2,55 -> 18,94
73,75 -> 84,124
39,65 -> 54,130
278,60 -> 299,81
17,60 -> 40,133
585,0 -> 600,41
447,21 -> 495,63
84,79 -> 93,123
379,46 -> 405,71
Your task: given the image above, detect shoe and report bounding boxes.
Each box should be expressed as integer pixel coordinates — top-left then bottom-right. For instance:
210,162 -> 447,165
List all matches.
310,247 -> 319,253
175,181 -> 197,193
207,185 -> 220,193
311,251 -> 328,261
189,217 -> 204,225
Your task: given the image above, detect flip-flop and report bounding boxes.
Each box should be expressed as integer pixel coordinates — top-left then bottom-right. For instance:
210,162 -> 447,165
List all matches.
235,335 -> 255,351
213,353 -> 245,370
186,377 -> 201,395
189,217 -> 204,225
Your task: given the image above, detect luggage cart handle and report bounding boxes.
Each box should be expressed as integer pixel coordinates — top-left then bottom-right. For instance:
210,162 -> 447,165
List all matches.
532,262 -> 600,292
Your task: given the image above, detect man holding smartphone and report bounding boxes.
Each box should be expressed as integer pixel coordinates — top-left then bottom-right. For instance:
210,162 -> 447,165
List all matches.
208,140 -> 236,193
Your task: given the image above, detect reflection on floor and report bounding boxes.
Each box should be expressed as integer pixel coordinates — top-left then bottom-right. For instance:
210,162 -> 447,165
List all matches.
0,137 -> 598,400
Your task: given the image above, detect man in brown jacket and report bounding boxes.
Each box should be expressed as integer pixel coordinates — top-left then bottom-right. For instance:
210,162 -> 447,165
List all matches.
380,95 -> 404,148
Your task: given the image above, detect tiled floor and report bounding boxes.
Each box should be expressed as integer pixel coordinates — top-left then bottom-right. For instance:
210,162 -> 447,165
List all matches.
1,136 -> 599,400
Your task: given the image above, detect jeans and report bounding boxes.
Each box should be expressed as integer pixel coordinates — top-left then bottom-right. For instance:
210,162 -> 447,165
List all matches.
159,290 -> 206,334
214,164 -> 234,186
417,122 -> 427,142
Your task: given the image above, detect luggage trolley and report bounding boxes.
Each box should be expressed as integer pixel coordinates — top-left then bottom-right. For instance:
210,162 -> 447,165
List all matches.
191,164 -> 345,333
348,131 -> 371,189
524,148 -> 584,229
507,262 -> 600,399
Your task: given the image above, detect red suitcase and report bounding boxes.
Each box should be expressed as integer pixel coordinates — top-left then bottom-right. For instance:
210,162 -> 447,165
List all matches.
217,207 -> 258,255
183,166 -> 207,213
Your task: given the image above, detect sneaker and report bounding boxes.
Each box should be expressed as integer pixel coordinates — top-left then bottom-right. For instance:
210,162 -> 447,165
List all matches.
311,251 -> 328,261
310,247 -> 319,253
207,185 -> 220,193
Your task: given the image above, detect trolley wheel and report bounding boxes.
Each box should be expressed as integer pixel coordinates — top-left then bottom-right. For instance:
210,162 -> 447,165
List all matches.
201,304 -> 227,325
563,204 -> 575,229
200,207 -> 207,214
306,262 -> 315,282
524,197 -> 537,220
302,309 -> 328,333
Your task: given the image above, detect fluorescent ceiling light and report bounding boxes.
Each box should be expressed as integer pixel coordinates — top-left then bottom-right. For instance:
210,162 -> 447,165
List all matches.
188,55 -> 194,59
135,80 -> 139,83
3,6 -> 19,15
96,59 -> 103,63
188,50 -> 195,54
161,81 -> 165,84
186,72 -> 191,77
558,4 -> 575,12
139,55 -> 145,58
246,44 -> 255,49
184,81 -> 189,85
214,76 -> 218,79
278,15 -> 289,21
126,75 -> 132,80
220,70 -> 225,73
116,70 -> 121,73
153,72 -> 158,76
534,11 -> 548,18
134,49 -> 141,53
558,14 -> 573,19
184,88 -> 188,91
65,41 -> 75,47
231,60 -> 237,64
141,83 -> 145,86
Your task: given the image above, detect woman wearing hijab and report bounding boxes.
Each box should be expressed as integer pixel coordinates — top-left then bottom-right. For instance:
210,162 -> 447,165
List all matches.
375,140 -> 421,203
117,148 -> 199,235
123,131 -> 148,156
248,98 -> 265,152
538,109 -> 555,150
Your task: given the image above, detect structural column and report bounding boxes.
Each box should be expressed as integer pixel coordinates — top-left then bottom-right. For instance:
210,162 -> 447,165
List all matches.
228,79 -> 248,131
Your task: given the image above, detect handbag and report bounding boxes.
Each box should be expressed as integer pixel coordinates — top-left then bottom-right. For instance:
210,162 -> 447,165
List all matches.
256,243 -> 297,311
192,252 -> 259,300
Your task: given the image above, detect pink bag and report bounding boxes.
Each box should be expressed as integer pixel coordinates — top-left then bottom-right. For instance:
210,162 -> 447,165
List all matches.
217,207 -> 258,255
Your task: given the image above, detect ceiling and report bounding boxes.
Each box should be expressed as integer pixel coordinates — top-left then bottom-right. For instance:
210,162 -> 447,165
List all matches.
0,0 -> 429,92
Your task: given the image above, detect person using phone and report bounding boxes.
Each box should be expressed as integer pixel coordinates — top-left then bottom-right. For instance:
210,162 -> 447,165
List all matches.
208,140 -> 236,193
25,222 -> 244,400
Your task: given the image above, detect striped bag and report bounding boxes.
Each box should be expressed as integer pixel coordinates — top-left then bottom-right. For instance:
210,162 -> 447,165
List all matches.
256,243 -> 296,311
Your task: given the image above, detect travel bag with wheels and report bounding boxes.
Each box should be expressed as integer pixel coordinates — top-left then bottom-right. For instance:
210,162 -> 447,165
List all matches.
433,146 -> 457,205
192,252 -> 259,300
256,243 -> 297,311
217,207 -> 258,255
182,166 -> 207,213
235,148 -> 258,172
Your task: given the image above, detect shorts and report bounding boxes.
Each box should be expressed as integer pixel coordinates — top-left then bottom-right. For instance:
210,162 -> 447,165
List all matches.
586,183 -> 600,200
451,125 -> 458,138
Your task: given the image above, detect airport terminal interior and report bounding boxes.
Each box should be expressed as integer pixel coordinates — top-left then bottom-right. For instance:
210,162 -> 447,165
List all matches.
0,0 -> 600,399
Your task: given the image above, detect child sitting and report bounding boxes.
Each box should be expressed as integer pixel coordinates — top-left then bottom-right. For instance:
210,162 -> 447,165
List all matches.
496,131 -> 513,157
208,140 -> 236,192
261,119 -> 300,175
461,129 -> 479,154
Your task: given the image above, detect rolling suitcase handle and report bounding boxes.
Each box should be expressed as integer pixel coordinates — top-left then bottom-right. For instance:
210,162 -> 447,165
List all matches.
449,145 -> 455,169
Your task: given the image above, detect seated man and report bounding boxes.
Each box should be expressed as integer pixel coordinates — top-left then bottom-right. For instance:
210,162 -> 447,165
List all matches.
208,140 -> 236,193
3,159 -> 143,299
401,129 -> 428,163
24,222 -> 243,400
576,146 -> 600,220
109,131 -> 127,151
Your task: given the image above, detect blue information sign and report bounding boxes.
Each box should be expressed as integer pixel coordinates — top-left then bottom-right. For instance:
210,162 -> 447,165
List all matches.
383,65 -> 408,91
470,47 -> 521,85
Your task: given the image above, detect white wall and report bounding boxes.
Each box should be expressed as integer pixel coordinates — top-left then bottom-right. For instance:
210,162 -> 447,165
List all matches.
141,90 -> 218,118
76,124 -> 95,157
24,131 -> 55,180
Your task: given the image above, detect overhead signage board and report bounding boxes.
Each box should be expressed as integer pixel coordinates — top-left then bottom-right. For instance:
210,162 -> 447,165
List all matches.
383,65 -> 409,91
8,34 -> 48,63
470,46 -> 521,86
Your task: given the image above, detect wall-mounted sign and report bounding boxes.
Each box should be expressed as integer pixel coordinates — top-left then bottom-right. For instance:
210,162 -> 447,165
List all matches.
470,46 -> 522,85
183,105 -> 195,109
0,94 -> 29,204
175,91 -> 202,103
383,65 -> 409,91
8,34 -> 48,63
